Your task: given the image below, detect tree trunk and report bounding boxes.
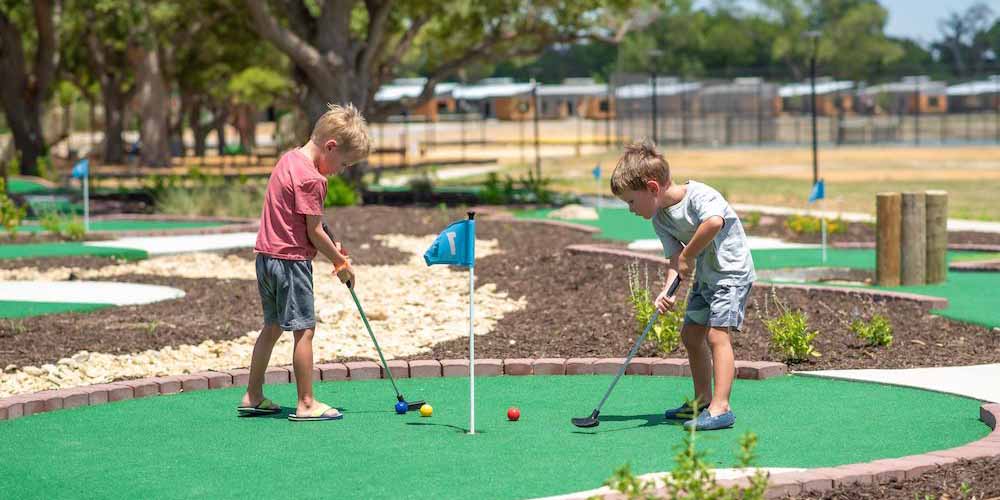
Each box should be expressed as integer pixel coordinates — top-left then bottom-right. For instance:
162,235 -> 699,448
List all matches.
189,99 -> 209,157
232,104 -> 257,154
3,101 -> 47,177
101,86 -> 126,164
170,95 -> 189,158
130,44 -> 171,166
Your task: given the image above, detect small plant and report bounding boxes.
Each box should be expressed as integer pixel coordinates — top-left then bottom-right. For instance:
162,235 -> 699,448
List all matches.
785,214 -> 844,235
325,175 -> 357,207
743,211 -> 761,229
0,178 -> 27,236
407,172 -> 435,201
480,172 -> 516,205
61,217 -> 86,241
602,413 -> 769,500
850,313 -> 893,347
627,262 -> 683,354
519,170 -> 553,204
38,211 -> 86,241
763,290 -> 820,363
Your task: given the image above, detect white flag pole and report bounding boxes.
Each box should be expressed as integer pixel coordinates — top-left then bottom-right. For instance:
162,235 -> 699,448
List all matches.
821,217 -> 827,263
467,212 -> 476,435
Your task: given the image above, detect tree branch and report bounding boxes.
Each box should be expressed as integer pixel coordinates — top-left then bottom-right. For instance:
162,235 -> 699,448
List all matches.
358,0 -> 392,77
246,0 -> 341,84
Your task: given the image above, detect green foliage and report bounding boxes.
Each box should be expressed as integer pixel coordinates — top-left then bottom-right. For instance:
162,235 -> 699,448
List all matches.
480,172 -> 517,205
38,211 -> 86,241
602,423 -> 769,500
850,314 -> 893,347
227,67 -> 291,108
325,175 -> 357,207
743,211 -> 761,230
407,173 -> 435,199
478,171 -> 557,205
154,173 -> 267,218
0,178 -> 28,236
765,303 -> 820,363
785,215 -> 844,235
626,262 -> 683,354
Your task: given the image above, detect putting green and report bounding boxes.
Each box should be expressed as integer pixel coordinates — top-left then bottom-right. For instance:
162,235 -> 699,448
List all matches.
16,219 -> 227,233
0,300 -> 110,318
0,242 -> 147,261
0,375 -> 987,500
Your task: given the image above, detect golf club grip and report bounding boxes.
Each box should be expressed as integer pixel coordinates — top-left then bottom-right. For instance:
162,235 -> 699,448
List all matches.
667,275 -> 681,296
322,221 -> 354,288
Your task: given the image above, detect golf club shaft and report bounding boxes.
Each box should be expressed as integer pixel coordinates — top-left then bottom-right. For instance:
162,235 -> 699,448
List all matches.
592,275 -> 681,414
323,221 -> 409,402
592,310 -> 660,414
348,286 -> 402,398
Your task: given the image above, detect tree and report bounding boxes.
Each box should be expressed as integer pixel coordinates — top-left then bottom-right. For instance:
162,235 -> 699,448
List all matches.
245,0 -> 635,126
0,0 -> 61,177
935,2 -> 997,77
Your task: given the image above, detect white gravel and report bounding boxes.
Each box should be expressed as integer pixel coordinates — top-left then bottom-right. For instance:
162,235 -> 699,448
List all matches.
0,234 -> 525,397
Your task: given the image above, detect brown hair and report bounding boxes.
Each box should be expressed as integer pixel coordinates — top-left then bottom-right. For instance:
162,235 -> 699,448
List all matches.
610,140 -> 670,196
310,103 -> 373,162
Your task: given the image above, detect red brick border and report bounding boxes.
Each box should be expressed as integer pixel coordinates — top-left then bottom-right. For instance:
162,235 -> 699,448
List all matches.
0,361 -> 994,500
565,244 -> 951,312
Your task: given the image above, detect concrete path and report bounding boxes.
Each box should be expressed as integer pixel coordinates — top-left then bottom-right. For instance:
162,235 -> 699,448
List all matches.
798,364 -> 1000,403
0,281 -> 185,305
85,232 -> 257,256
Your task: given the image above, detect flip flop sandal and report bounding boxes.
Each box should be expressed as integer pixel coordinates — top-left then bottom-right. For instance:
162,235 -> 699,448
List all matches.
237,398 -> 281,416
288,403 -> 343,422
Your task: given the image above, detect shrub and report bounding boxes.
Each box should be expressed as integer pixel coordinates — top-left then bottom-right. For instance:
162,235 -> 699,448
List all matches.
850,313 -> 893,347
626,262 -> 683,354
480,172 -> 515,204
743,211 -> 761,229
0,178 -> 27,236
785,214 -> 844,235
38,211 -> 86,241
325,175 -> 357,207
602,427 -> 768,500
156,181 -> 266,218
766,308 -> 820,363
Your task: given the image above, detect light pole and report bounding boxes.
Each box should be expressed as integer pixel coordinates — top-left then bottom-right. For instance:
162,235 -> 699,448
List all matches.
648,48 -> 663,145
805,31 -> 820,186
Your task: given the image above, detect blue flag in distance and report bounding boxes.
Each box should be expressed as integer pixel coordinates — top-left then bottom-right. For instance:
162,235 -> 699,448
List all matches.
72,158 -> 89,179
808,179 -> 825,203
592,164 -> 601,180
424,219 -> 475,268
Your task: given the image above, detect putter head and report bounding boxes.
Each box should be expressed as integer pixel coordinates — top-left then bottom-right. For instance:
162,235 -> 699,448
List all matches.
406,400 -> 427,411
571,409 -> 600,428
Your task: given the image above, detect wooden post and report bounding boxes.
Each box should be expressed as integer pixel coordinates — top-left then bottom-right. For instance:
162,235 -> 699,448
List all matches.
925,190 -> 948,284
876,192 -> 902,287
900,192 -> 926,286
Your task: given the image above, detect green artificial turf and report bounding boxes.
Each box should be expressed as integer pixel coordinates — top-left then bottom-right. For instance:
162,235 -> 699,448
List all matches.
0,301 -> 111,319
0,374 -> 987,500
16,219 -> 226,233
0,242 -> 147,261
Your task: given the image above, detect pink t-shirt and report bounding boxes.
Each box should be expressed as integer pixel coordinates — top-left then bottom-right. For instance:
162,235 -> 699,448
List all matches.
254,149 -> 328,260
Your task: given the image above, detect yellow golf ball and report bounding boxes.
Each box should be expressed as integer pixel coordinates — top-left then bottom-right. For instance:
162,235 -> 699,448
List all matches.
419,404 -> 433,417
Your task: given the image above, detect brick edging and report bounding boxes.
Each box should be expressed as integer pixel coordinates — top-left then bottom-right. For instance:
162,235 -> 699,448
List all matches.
566,244 -> 950,312
0,357 -> 785,421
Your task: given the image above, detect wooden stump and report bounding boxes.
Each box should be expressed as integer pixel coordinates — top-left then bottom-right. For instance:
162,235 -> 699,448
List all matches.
876,192 -> 902,287
901,192 -> 927,286
925,190 -> 948,284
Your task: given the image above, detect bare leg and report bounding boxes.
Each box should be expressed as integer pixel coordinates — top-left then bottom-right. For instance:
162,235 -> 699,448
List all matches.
242,323 -> 283,407
706,327 -> 736,416
292,328 -> 331,415
681,323 -> 713,407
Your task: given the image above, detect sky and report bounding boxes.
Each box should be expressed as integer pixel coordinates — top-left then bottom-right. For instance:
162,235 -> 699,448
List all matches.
880,0 -> 1000,44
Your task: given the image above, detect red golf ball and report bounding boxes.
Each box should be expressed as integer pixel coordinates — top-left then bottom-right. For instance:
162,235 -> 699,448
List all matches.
507,406 -> 520,421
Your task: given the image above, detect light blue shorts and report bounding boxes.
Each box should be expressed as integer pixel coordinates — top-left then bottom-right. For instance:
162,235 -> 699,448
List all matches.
683,281 -> 753,332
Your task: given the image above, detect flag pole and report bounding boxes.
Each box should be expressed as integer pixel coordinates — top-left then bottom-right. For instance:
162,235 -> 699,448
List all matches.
83,171 -> 90,233
467,211 -> 476,435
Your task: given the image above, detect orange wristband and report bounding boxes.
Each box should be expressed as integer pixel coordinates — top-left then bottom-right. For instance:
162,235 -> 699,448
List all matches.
333,259 -> 351,274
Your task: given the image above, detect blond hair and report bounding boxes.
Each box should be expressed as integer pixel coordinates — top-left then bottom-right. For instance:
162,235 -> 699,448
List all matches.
311,103 -> 373,161
610,140 -> 670,196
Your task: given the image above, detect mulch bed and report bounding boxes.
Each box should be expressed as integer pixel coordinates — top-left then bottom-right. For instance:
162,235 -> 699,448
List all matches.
1,205 -> 998,498
781,456 -> 1000,500
743,211 -> 1000,247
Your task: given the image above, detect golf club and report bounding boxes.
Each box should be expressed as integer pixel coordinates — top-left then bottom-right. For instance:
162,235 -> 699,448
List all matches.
571,274 -> 682,428
323,222 -> 427,411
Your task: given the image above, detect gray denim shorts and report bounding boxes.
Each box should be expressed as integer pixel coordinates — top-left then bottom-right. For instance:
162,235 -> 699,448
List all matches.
256,254 -> 315,331
683,281 -> 753,332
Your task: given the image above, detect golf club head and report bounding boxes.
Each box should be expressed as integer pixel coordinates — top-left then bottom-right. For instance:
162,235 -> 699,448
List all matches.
406,400 -> 427,411
571,409 -> 600,428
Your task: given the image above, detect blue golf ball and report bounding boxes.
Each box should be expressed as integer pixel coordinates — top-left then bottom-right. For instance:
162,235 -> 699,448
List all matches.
395,401 -> 408,414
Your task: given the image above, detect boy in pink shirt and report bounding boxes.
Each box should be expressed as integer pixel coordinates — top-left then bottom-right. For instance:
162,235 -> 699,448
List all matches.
239,103 -> 371,421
